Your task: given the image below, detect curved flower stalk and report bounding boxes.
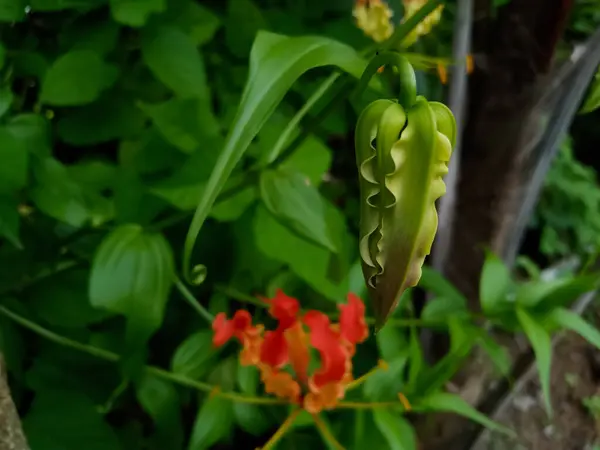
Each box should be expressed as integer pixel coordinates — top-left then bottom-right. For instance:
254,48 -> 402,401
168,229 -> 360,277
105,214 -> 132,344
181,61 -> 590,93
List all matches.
213,290 -> 410,449
354,51 -> 456,329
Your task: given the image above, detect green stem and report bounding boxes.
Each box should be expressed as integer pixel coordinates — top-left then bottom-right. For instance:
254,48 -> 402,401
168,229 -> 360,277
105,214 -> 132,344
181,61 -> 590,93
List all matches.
312,414 -> 345,450
174,275 -> 214,323
260,408 -> 301,450
0,304 -> 284,406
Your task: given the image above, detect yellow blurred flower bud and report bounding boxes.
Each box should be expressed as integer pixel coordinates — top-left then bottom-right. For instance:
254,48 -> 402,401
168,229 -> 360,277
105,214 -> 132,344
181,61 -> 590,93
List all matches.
353,0 -> 395,43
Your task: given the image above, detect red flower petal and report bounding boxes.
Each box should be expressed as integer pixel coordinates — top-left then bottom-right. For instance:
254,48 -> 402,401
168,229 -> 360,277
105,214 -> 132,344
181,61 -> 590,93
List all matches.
212,312 -> 234,347
303,311 -> 348,387
212,310 -> 254,347
260,329 -> 289,368
268,289 -> 300,329
339,293 -> 369,344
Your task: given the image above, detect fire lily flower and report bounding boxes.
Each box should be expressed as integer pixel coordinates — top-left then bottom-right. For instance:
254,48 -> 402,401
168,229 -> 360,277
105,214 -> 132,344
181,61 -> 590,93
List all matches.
213,290 -> 401,449
213,290 -> 368,413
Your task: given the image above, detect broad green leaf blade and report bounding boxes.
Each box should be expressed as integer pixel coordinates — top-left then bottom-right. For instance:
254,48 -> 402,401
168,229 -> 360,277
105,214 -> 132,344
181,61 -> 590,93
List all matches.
480,251 -> 511,314
0,195 -> 21,248
363,355 -> 408,402
23,390 -> 121,450
376,322 -> 408,360
89,224 -> 175,348
30,157 -> 112,227
253,204 -> 351,301
142,25 -> 209,99
414,392 -> 514,436
166,2 -> 221,46
421,296 -> 468,323
0,127 -> 28,194
110,0 -> 166,27
233,403 -> 272,436
516,308 -> 553,416
171,330 -> 217,379
373,410 -> 417,450
418,266 -> 467,304
24,268 -> 111,327
0,0 -> 25,21
225,0 -> 266,58
183,31 -> 370,282
40,50 -> 118,106
550,308 -> 600,351
260,169 -> 337,252
138,97 -> 220,153
135,373 -> 183,449
188,395 -> 234,450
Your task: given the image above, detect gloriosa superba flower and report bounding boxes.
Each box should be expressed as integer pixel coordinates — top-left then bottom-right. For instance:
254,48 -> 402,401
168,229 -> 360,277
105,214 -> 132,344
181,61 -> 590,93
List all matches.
354,51 -> 456,329
352,0 -> 444,46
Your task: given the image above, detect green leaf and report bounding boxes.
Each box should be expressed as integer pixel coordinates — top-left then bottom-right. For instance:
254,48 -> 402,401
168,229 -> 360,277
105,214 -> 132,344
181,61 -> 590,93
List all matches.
110,0 -> 166,27
0,315 -> 25,379
225,0 -> 267,58
169,2 -> 221,46
516,308 -> 553,416
253,204 -> 351,301
138,97 -> 219,153
233,403 -> 272,436
550,308 -> 600,351
183,30 -> 370,280
0,195 -> 21,248
373,410 -> 416,450
477,332 -> 511,377
24,268 -> 110,327
0,127 -> 27,193
5,113 -> 51,157
89,224 -> 175,348
60,17 -> 120,56
260,169 -> 337,253
364,355 -> 408,402
30,157 -> 113,227
188,395 -> 233,450
418,266 -> 466,304
171,330 -> 217,379
135,373 -> 183,449
210,186 -> 257,222
518,274 -> 597,312
376,323 -> 407,360
480,251 -> 511,314
0,0 -> 25,21
421,296 -> 468,323
279,134 -> 332,186
58,93 -> 146,145
40,50 -> 118,106
142,25 -> 209,99
580,67 -> 600,114
237,361 -> 259,395
0,86 -> 13,118
29,0 -> 105,11
414,392 -> 514,436
23,390 -> 121,450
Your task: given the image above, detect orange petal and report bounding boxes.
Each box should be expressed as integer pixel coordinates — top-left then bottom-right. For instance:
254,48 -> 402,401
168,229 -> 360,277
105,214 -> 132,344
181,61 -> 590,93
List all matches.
284,322 -> 310,385
260,366 -> 301,403
437,63 -> 448,85
304,382 -> 344,413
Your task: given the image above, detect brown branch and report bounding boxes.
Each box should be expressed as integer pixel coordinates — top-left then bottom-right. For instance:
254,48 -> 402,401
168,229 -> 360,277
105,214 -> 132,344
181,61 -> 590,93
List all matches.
0,356 -> 29,450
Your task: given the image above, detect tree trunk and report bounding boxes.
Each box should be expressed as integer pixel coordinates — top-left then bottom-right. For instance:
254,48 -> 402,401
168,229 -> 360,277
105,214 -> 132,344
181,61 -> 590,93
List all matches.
0,357 -> 29,450
445,0 -> 574,306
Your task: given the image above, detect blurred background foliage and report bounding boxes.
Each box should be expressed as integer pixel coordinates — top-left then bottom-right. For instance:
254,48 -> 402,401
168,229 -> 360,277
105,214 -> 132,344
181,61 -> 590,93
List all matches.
0,0 -> 600,449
